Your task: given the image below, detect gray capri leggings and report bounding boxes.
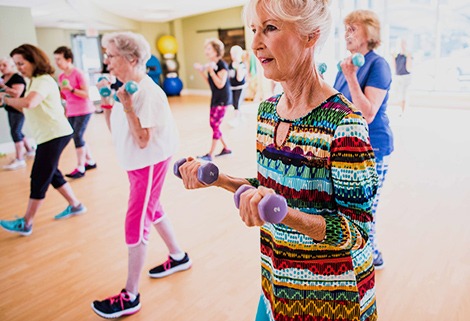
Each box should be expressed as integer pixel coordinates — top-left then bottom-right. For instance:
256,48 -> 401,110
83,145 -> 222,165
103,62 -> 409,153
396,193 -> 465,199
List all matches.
68,113 -> 92,148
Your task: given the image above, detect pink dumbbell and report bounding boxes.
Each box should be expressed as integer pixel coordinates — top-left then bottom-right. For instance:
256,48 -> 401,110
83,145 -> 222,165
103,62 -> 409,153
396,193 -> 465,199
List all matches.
234,185 -> 288,224
173,158 -> 219,185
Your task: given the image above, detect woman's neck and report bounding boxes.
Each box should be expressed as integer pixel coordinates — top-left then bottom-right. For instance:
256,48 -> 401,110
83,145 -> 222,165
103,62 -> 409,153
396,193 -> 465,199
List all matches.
2,72 -> 13,80
120,70 -> 145,83
63,65 -> 74,75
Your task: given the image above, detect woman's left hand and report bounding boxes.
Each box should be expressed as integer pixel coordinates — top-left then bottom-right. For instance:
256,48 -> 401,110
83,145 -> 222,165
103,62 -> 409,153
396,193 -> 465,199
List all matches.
340,56 -> 358,81
238,186 -> 276,227
116,87 -> 133,111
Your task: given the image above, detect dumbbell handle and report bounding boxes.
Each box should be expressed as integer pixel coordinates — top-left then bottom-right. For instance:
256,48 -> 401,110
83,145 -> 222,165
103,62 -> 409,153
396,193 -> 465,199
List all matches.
173,158 -> 219,185
234,185 -> 288,224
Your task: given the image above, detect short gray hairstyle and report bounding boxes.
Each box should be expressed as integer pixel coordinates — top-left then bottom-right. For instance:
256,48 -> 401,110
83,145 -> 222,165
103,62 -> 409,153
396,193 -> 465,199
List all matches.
102,31 -> 151,72
0,56 -> 17,71
244,0 -> 332,52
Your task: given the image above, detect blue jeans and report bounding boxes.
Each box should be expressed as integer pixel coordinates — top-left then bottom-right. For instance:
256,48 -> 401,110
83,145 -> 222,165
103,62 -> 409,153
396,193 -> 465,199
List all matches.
7,111 -> 26,143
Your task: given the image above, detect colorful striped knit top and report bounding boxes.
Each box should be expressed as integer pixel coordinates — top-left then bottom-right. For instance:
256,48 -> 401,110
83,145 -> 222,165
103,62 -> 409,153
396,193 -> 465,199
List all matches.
248,93 -> 379,321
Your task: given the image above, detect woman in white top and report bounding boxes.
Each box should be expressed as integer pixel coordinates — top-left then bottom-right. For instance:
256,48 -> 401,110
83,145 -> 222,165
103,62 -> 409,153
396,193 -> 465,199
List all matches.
92,31 -> 191,319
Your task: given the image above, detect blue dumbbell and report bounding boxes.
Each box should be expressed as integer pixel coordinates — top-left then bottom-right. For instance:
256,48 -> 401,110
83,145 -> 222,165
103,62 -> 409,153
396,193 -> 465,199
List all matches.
173,158 -> 219,185
113,81 -> 139,102
337,53 -> 365,72
97,77 -> 112,97
234,185 -> 288,224
318,62 -> 327,75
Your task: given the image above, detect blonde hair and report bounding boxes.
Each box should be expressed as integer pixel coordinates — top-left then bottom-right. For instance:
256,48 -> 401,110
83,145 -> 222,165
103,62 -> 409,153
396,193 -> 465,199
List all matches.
102,31 -> 151,72
244,0 -> 332,52
344,10 -> 381,50
204,38 -> 225,58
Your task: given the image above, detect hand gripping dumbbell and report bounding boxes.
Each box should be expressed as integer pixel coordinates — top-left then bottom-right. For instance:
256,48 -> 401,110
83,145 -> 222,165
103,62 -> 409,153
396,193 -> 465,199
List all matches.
173,158 -> 219,185
337,53 -> 365,72
97,76 -> 112,97
234,185 -> 288,224
113,81 -> 139,102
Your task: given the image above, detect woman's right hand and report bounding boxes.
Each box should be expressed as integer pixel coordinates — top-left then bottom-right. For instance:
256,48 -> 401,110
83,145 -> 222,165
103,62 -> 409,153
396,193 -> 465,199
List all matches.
193,63 -> 204,72
178,157 -> 212,190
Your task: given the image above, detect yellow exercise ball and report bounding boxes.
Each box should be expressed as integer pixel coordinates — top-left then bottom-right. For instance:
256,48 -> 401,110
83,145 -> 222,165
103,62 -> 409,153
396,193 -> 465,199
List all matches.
157,35 -> 178,55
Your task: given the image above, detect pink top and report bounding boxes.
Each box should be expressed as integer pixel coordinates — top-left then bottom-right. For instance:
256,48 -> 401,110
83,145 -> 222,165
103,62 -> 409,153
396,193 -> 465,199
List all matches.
58,68 -> 95,117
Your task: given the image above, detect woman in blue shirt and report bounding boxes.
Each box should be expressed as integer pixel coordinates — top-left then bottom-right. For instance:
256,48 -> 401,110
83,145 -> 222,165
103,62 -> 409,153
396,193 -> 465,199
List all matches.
334,9 -> 393,270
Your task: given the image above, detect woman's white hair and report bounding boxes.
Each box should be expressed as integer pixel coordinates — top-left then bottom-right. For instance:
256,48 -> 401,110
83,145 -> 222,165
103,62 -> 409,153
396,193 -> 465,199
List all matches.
230,45 -> 244,59
0,56 -> 17,71
244,0 -> 332,53
102,31 -> 151,72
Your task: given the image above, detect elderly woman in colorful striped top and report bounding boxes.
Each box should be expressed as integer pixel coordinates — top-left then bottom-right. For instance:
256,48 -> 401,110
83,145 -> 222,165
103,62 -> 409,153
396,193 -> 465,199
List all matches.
177,0 -> 379,320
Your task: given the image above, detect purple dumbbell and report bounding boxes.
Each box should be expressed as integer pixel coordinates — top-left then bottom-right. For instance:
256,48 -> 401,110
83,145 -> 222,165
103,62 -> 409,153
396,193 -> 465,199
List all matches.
234,185 -> 288,224
173,158 -> 219,185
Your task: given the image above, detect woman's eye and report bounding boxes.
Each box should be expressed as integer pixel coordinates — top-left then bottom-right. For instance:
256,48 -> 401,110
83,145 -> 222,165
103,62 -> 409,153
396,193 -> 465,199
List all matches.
265,25 -> 277,32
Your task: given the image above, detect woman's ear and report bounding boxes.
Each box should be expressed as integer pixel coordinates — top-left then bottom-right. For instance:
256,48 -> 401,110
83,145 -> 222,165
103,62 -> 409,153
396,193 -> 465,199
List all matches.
306,30 -> 320,48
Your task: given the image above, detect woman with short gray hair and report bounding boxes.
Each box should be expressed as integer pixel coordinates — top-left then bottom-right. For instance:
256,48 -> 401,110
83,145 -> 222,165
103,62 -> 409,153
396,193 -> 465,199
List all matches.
92,31 -> 191,319
0,56 -> 35,170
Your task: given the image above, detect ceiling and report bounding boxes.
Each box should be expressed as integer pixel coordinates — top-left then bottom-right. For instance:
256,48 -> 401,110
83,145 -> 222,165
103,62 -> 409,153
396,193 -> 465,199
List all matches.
0,0 -> 469,31
0,0 -> 247,30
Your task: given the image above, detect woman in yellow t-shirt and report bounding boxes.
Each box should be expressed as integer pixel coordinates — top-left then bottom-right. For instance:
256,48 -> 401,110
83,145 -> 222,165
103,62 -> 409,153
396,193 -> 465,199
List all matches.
0,44 -> 87,236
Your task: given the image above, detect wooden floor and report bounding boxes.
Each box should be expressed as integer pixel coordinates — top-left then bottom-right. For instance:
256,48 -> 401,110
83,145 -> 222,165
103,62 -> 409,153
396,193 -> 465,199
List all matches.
0,95 -> 469,321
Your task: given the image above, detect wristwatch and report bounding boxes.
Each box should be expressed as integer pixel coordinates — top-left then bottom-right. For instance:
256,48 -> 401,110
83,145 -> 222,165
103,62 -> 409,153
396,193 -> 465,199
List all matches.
71,88 -> 75,94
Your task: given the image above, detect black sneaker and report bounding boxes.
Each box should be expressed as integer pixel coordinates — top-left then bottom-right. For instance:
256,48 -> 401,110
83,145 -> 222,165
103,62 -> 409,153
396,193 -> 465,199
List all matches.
148,253 -> 192,278
85,162 -> 97,171
91,289 -> 141,319
215,148 -> 232,157
373,252 -> 385,270
65,169 -> 85,179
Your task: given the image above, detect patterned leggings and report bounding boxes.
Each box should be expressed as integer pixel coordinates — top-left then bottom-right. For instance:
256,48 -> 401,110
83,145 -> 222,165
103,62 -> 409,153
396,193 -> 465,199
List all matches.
209,105 -> 227,139
370,155 -> 391,256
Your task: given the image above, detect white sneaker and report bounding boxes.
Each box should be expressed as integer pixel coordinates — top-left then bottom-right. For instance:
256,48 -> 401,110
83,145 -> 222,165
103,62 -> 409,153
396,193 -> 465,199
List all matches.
25,148 -> 36,158
3,159 -> 26,170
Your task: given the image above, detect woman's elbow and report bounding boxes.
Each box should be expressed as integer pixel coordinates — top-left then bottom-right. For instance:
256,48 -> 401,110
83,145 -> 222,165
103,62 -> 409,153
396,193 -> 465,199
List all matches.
137,136 -> 150,149
25,100 -> 38,109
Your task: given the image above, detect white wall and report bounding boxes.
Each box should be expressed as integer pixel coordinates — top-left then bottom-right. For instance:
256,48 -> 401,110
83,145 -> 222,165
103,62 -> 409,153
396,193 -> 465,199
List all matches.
0,6 -> 37,148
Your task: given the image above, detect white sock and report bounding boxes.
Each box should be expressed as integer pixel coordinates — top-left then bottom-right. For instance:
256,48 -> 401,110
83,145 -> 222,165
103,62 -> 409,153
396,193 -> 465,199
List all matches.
87,160 -> 96,165
126,290 -> 137,301
170,252 -> 185,261
77,166 -> 85,173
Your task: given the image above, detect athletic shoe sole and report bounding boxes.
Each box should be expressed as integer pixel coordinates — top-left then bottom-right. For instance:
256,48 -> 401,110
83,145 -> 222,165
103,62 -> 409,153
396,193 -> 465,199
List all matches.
0,224 -> 32,236
91,302 -> 141,319
148,259 -> 192,278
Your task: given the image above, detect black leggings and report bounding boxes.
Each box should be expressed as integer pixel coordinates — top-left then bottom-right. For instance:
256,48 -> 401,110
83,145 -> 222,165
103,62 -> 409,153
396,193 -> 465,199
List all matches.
30,135 -> 72,199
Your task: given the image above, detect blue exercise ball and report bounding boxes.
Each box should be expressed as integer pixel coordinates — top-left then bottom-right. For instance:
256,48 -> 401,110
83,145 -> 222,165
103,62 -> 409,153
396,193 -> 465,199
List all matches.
163,77 -> 183,96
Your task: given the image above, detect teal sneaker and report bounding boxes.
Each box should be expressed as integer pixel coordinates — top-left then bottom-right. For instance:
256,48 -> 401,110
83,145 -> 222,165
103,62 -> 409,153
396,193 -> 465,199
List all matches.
0,217 -> 32,236
54,204 -> 87,220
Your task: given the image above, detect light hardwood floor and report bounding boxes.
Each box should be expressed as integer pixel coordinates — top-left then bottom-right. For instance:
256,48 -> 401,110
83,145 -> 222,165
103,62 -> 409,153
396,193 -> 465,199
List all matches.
0,95 -> 469,321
